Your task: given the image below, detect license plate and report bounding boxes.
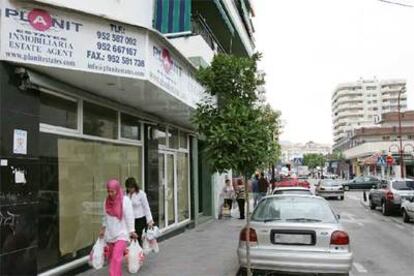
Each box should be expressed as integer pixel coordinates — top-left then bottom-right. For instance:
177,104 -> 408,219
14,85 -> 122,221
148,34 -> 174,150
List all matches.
274,233 -> 312,245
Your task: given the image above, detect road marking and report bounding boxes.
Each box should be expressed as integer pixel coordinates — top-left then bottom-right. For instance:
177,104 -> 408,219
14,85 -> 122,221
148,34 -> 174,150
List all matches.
353,262 -> 368,273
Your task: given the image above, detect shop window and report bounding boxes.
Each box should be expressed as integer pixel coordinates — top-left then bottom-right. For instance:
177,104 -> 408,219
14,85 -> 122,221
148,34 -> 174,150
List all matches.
83,101 -> 118,139
177,152 -> 190,221
40,92 -> 77,129
169,127 -> 179,149
121,113 -> 141,140
154,126 -> 167,146
179,131 -> 188,149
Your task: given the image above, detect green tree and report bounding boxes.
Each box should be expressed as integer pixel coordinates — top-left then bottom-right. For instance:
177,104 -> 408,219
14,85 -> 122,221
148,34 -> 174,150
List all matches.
303,153 -> 326,169
193,53 -> 280,275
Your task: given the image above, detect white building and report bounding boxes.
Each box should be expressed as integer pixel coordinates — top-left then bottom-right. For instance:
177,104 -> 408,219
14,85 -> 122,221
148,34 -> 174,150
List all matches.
281,141 -> 332,163
332,78 -> 407,150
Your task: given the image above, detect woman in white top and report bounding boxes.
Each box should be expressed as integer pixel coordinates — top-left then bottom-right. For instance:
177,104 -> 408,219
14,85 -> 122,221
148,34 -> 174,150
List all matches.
125,177 -> 154,246
99,179 -> 137,276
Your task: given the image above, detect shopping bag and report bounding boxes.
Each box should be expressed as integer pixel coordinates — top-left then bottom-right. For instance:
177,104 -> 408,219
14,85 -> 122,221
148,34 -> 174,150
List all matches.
142,228 -> 160,255
126,240 -> 144,273
89,238 -> 105,269
146,226 -> 160,239
231,206 -> 240,218
221,203 -> 231,217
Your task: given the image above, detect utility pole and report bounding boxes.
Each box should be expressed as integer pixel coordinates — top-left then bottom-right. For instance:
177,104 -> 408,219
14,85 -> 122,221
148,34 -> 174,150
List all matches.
398,86 -> 405,178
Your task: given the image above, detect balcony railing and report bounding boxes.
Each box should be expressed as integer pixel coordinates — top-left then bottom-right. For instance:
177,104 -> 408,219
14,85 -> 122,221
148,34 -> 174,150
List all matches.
191,13 -> 226,54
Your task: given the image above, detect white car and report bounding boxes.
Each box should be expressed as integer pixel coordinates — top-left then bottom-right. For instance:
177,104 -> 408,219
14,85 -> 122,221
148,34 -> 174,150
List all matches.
401,197 -> 414,223
237,195 -> 353,275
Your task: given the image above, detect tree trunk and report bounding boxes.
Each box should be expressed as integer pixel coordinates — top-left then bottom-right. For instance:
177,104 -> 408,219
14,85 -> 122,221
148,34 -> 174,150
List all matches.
244,174 -> 252,276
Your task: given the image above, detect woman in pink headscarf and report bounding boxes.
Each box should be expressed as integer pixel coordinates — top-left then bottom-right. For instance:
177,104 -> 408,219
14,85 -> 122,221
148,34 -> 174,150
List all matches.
99,179 -> 137,276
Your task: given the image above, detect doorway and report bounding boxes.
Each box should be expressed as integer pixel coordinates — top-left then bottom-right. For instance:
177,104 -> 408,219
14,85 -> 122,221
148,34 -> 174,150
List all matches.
158,151 -> 177,229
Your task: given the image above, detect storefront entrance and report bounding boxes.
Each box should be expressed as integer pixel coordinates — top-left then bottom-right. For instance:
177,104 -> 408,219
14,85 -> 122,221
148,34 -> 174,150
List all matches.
158,151 -> 177,229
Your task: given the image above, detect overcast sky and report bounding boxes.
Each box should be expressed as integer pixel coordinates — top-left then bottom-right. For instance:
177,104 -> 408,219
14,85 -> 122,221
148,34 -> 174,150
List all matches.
252,0 -> 414,145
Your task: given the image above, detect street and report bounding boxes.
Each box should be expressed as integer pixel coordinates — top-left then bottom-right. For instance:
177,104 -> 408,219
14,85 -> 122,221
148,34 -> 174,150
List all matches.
329,190 -> 414,276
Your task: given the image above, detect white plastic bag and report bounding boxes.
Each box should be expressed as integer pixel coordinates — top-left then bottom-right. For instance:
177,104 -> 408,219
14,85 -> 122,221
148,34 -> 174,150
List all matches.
142,228 -> 160,255
89,238 -> 105,269
231,206 -> 240,218
127,240 -> 143,273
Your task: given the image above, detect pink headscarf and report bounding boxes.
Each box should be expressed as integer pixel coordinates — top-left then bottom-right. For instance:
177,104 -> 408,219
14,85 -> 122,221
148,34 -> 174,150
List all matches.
105,179 -> 124,220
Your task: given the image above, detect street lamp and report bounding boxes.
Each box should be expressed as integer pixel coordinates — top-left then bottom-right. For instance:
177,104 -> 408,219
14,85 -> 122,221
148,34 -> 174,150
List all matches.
397,86 -> 405,178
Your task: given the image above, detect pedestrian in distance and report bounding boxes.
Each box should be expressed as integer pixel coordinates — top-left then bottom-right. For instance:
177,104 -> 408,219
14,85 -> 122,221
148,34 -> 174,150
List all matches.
125,177 -> 154,246
221,179 -> 235,210
235,179 -> 246,219
258,172 -> 269,200
252,173 -> 260,207
99,179 -> 137,276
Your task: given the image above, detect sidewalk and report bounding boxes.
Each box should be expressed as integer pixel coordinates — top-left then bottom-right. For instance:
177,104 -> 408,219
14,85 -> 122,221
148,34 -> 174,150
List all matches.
78,218 -> 244,276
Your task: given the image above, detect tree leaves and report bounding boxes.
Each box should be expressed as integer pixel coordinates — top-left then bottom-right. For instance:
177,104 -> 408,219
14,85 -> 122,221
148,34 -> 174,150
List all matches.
193,54 -> 281,175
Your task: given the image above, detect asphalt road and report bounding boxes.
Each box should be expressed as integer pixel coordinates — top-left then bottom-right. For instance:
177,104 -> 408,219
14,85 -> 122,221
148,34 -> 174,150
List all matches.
328,190 -> 414,276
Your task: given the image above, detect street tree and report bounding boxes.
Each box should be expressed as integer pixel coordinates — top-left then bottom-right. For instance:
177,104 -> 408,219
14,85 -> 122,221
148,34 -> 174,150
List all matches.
303,153 -> 326,169
193,53 -> 281,275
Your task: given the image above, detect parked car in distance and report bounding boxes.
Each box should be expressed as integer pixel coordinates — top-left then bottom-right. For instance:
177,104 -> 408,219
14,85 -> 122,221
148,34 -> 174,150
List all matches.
316,179 -> 344,200
369,178 -> 414,216
238,195 -> 352,276
272,186 -> 312,196
342,176 -> 380,190
401,197 -> 414,223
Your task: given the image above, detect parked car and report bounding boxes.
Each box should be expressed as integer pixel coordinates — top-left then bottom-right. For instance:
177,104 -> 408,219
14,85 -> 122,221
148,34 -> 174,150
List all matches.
369,178 -> 414,216
237,195 -> 353,275
316,179 -> 344,200
342,176 -> 380,190
401,197 -> 414,223
272,186 -> 312,196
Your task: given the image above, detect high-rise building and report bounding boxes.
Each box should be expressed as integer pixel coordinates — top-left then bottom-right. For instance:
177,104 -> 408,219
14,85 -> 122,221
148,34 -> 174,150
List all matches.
332,78 -> 407,150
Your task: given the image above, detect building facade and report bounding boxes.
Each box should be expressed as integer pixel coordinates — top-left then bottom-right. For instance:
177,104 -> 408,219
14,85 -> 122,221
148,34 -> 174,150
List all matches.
280,141 -> 331,163
332,78 -> 407,150
0,0 -> 255,275
343,111 -> 414,178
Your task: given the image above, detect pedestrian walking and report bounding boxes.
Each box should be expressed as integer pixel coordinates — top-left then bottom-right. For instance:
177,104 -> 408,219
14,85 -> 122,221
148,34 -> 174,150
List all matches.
221,179 -> 235,210
99,179 -> 137,276
125,177 -> 154,246
258,172 -> 269,200
252,173 -> 260,207
235,179 -> 246,219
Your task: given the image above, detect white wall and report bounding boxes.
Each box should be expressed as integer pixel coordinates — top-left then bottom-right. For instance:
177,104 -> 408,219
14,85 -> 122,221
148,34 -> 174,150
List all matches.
34,0 -> 154,28
170,35 -> 216,66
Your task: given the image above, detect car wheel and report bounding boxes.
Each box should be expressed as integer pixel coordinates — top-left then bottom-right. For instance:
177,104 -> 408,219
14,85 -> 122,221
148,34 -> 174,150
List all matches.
340,196 -> 344,200
402,209 -> 410,223
382,201 -> 391,216
369,199 -> 376,210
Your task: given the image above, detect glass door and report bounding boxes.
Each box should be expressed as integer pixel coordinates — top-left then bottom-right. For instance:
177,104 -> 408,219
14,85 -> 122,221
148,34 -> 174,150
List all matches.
158,151 -> 177,228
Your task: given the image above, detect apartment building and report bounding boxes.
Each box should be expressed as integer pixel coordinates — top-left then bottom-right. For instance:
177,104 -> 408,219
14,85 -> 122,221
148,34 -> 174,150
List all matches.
332,78 -> 407,150
281,141 -> 331,163
0,1 -> 255,275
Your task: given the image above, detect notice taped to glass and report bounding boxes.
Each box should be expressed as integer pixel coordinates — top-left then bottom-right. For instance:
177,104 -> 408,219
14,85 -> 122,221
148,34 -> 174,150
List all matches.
0,0 -> 146,78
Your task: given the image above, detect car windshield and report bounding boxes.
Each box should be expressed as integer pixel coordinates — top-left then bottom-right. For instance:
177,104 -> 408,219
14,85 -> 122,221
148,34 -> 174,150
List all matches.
252,196 -> 337,223
392,181 -> 414,191
273,189 -> 312,195
322,180 -> 340,186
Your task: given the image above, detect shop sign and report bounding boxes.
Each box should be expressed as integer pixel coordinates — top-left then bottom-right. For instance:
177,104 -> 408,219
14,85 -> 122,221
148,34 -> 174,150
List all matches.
0,0 -> 146,78
148,39 -> 204,107
13,129 -> 27,155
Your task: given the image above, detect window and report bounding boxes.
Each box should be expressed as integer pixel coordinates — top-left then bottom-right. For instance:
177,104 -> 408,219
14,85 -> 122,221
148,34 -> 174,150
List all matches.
121,113 -> 141,140
168,127 -> 179,149
367,86 -> 377,90
83,102 -> 118,139
40,92 -> 77,129
177,152 -> 189,221
154,126 -> 167,146
179,131 -> 188,149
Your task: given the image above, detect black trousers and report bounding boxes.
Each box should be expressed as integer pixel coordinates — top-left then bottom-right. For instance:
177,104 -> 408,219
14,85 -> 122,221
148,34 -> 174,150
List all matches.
224,198 -> 233,210
237,199 -> 245,219
135,216 -> 147,246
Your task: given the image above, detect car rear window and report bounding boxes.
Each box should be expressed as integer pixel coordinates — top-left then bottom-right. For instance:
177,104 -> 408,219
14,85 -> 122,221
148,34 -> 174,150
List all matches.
273,190 -> 312,195
252,196 -> 337,223
392,181 -> 414,190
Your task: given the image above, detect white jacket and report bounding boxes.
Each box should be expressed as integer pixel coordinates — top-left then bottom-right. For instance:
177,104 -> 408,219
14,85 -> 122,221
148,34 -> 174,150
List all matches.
103,196 -> 135,243
129,191 -> 153,223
